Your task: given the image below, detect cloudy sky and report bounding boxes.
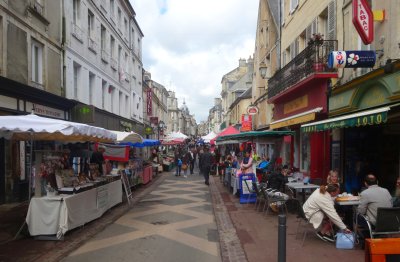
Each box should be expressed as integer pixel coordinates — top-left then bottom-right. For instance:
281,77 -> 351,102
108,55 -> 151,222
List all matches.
130,0 -> 259,123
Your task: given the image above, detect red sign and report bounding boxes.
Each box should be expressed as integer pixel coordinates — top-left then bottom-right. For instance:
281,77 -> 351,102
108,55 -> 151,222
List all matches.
150,116 -> 158,125
352,0 -> 373,45
247,105 -> 259,115
241,114 -> 252,132
146,88 -> 152,116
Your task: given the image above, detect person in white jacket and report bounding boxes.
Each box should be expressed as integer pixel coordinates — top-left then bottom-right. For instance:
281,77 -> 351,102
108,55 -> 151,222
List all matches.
303,184 -> 352,242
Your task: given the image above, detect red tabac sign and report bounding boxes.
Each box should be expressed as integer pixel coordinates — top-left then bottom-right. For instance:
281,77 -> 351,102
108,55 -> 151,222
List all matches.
246,105 -> 259,115
146,88 -> 152,116
241,114 -> 252,132
352,0 -> 373,45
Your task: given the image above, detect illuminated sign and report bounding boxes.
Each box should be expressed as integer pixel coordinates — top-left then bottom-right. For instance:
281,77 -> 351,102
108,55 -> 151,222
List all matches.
328,50 -> 375,68
246,106 -> 259,115
352,0 -> 373,45
146,88 -> 152,116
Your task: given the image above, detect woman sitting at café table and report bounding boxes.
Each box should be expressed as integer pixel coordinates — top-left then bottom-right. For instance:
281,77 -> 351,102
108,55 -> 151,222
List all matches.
327,170 -> 346,193
303,183 -> 352,242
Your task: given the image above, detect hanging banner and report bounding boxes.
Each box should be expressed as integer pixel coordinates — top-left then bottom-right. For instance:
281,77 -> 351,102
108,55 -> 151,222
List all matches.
352,0 -> 374,45
146,88 -> 152,116
241,114 -> 252,132
327,50 -> 376,69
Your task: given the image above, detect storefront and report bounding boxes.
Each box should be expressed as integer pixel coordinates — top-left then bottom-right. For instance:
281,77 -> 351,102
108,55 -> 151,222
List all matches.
269,75 -> 334,179
301,62 -> 400,194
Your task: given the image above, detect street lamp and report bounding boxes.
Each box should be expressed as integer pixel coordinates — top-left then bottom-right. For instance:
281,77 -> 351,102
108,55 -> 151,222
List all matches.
157,120 -> 165,140
259,62 -> 268,79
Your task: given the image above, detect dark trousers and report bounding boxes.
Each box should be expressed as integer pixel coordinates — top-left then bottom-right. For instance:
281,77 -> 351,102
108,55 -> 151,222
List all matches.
202,166 -> 210,183
190,160 -> 195,174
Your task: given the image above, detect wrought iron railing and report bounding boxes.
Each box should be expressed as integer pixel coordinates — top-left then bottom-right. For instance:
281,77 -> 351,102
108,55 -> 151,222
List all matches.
267,40 -> 337,99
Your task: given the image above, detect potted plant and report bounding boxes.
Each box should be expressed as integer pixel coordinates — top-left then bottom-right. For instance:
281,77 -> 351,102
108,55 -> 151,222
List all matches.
308,33 -> 325,72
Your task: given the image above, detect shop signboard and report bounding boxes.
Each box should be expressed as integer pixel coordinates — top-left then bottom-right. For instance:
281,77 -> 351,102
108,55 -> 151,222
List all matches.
327,51 -> 376,69
246,105 -> 259,115
241,114 -> 252,132
352,0 -> 373,45
239,173 -> 256,204
145,126 -> 154,135
150,116 -> 158,125
146,88 -> 152,116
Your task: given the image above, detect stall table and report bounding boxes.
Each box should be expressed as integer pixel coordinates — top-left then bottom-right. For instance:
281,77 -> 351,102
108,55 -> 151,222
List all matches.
26,179 -> 122,238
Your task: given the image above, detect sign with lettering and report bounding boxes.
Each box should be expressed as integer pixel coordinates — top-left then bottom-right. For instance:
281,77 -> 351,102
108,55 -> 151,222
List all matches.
328,51 -> 376,69
146,88 -> 152,116
241,114 -> 252,132
246,105 -> 259,115
32,103 -> 64,119
284,95 -> 308,114
301,111 -> 387,133
352,0 -> 373,45
150,116 -> 158,125
239,173 -> 256,204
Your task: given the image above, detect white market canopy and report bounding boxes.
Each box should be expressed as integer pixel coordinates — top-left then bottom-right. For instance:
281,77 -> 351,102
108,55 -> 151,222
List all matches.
0,114 -> 116,143
202,131 -> 218,142
164,131 -> 188,141
111,130 -> 144,144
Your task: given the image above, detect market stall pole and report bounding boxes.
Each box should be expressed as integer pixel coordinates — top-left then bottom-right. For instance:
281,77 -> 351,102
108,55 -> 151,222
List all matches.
0,113 -> 117,240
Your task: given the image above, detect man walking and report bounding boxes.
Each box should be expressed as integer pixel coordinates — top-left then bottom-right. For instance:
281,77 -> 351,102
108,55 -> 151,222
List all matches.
189,147 -> 196,175
199,146 -> 212,185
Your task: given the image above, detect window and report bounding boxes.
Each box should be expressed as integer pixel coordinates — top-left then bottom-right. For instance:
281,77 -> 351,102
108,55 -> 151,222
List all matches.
281,0 -> 285,25
110,36 -> 115,57
124,18 -> 128,37
31,39 -> 43,85
101,25 -> 106,51
88,10 -> 94,38
89,72 -> 95,105
73,0 -> 80,24
290,0 -> 299,14
102,80 -> 107,109
110,0 -> 114,16
118,8 -> 121,27
131,28 -> 135,49
73,62 -> 81,99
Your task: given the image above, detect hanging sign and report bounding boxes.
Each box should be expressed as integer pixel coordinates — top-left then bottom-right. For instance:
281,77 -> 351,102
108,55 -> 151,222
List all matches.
246,105 -> 259,115
327,50 -> 376,69
146,88 -> 152,116
352,0 -> 374,45
241,114 -> 252,132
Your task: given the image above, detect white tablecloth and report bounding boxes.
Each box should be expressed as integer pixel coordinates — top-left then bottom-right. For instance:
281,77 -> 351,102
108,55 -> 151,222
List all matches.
26,180 -> 122,237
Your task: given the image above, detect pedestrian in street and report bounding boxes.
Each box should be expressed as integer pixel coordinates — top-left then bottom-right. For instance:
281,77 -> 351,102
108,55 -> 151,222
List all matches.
182,150 -> 191,178
189,147 -> 196,175
200,146 -> 212,185
174,149 -> 182,176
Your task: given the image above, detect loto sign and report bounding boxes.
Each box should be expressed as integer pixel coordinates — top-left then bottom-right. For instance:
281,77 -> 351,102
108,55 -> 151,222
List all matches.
352,0 -> 373,45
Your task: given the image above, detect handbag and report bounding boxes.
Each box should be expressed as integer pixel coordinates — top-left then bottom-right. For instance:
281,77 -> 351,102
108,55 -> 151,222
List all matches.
336,232 -> 355,249
182,164 -> 188,170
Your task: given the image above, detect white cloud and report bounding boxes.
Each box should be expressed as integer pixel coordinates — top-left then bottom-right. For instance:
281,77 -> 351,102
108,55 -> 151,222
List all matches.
130,0 -> 258,122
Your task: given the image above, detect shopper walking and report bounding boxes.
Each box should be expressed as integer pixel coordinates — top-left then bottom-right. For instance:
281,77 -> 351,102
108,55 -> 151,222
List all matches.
199,146 -> 213,185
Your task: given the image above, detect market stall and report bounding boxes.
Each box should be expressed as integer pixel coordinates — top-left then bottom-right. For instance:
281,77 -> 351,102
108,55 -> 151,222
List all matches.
0,113 -> 120,239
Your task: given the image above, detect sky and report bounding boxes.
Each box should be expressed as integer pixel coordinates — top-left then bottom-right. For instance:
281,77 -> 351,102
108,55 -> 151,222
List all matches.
130,0 -> 259,123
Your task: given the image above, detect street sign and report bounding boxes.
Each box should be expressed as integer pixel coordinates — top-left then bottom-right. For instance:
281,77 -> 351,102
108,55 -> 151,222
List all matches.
352,0 -> 373,45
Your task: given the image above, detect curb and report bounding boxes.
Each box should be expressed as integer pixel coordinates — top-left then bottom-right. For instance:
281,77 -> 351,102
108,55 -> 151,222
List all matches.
209,176 -> 248,262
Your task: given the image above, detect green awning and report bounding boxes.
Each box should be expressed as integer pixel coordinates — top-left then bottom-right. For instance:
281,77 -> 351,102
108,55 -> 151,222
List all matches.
216,130 -> 294,142
301,107 -> 389,133
220,122 -> 227,130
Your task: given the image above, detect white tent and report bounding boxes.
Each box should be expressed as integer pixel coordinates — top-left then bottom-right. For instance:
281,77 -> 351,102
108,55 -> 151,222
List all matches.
202,131 -> 217,143
111,130 -> 143,143
164,131 -> 188,141
0,114 -> 116,143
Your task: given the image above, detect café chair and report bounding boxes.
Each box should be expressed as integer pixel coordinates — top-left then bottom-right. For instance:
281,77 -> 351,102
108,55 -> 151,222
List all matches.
263,188 -> 288,215
362,207 -> 400,239
251,182 -> 267,211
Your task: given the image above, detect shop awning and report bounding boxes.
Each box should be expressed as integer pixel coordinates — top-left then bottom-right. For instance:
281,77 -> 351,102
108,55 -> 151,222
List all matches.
216,130 -> 294,143
270,107 -> 323,129
301,106 -> 390,133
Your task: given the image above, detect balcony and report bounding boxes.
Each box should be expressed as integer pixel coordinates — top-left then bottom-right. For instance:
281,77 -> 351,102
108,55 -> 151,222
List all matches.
88,36 -> 97,53
267,40 -> 337,100
71,23 -> 84,43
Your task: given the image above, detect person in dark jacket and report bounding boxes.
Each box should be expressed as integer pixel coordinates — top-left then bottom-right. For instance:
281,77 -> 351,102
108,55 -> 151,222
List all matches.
199,146 -> 213,185
267,165 -> 289,191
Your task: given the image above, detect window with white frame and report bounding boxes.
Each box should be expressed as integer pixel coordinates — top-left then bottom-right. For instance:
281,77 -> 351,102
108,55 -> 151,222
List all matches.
124,18 -> 128,37
89,72 -> 95,105
31,39 -> 43,85
110,36 -> 115,58
101,24 -> 106,51
73,0 -> 80,24
102,80 -> 107,109
131,28 -> 135,49
290,0 -> 299,14
73,62 -> 81,99
118,8 -> 121,27
110,0 -> 114,17
281,0 -> 285,25
88,10 -> 95,38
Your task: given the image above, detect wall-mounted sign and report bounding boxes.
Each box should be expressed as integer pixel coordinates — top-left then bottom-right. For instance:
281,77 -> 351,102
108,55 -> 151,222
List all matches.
71,104 -> 95,123
246,105 -> 259,115
150,116 -> 158,125
144,127 -> 153,135
31,103 -> 64,119
146,88 -> 152,116
241,114 -> 252,132
327,51 -> 376,69
352,0 -> 373,45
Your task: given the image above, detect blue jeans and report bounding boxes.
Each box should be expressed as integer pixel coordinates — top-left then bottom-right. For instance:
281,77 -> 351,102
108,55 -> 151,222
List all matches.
175,165 -> 181,176
202,166 -> 210,183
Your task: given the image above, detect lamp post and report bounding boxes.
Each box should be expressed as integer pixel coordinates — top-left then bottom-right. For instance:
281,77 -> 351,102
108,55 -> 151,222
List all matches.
158,120 -> 165,140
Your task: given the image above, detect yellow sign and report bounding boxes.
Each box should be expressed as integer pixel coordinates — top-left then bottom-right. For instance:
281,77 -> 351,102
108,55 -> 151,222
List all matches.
283,95 -> 308,114
271,112 -> 316,129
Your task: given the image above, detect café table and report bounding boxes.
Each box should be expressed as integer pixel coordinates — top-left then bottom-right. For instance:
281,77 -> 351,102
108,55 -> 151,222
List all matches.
285,182 -> 320,203
335,195 -> 360,230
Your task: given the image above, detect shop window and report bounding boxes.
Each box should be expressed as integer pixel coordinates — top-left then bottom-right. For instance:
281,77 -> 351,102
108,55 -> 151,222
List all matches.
31,39 -> 43,86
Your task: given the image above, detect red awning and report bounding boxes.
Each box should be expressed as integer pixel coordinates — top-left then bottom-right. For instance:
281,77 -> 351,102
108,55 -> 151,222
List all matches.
210,126 -> 240,145
161,138 -> 185,145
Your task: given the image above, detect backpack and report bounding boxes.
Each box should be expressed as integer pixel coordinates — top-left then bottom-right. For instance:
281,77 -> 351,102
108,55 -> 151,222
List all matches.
177,159 -> 182,166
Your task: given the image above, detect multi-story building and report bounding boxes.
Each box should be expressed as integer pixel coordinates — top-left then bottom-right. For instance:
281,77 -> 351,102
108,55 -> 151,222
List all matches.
229,88 -> 252,127
0,1 -> 78,203
64,0 -> 144,133
220,57 -> 254,128
207,98 -> 223,133
167,91 -> 179,134
197,121 -> 209,136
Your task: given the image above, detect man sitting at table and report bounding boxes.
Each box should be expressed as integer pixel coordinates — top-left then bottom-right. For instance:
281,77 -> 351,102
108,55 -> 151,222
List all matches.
356,174 -> 392,241
303,184 -> 352,242
267,165 -> 289,212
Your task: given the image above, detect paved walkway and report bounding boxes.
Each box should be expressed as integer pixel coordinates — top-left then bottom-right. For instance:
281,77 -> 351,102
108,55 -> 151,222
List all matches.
63,172 -> 221,262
